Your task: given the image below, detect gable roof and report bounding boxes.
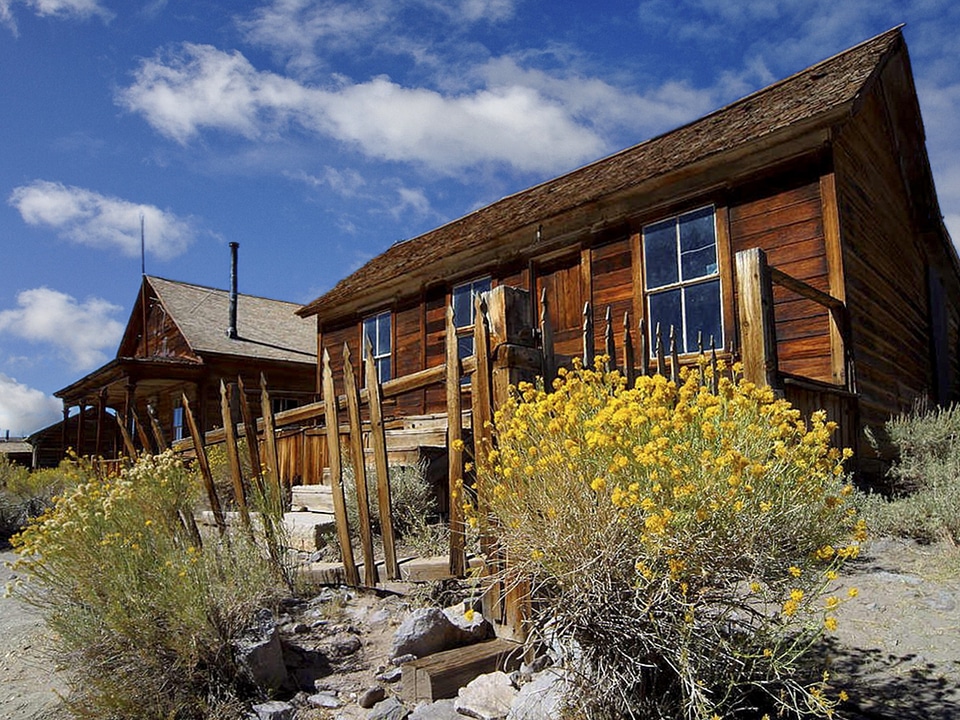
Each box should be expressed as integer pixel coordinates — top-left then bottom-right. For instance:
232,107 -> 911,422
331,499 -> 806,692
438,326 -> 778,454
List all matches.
142,276 -> 315,364
299,26 -> 904,321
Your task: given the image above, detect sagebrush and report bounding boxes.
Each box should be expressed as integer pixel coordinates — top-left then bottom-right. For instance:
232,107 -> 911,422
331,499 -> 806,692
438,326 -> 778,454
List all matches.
10,451 -> 287,720
475,360 -> 863,720
861,400 -> 960,544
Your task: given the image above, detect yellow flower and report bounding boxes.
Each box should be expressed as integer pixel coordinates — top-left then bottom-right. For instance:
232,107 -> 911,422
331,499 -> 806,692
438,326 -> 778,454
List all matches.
451,439 -> 465,452
839,690 -> 849,702
464,608 -> 476,622
824,616 -> 838,631
847,587 -> 859,598
788,566 -> 802,578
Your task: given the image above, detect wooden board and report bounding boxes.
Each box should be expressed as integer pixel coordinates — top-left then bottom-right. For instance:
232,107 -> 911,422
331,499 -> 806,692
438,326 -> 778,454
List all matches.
400,638 -> 522,704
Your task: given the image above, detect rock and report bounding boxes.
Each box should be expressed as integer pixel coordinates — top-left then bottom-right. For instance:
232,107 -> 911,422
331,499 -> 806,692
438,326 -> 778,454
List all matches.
233,611 -> 290,693
392,653 -> 417,666
391,607 -> 492,660
507,670 -> 566,720
307,691 -> 341,708
376,665 -> 403,683
368,695 -> 409,720
454,671 -> 518,720
326,631 -> 363,657
359,685 -> 387,708
251,700 -> 295,720
409,698 -> 461,719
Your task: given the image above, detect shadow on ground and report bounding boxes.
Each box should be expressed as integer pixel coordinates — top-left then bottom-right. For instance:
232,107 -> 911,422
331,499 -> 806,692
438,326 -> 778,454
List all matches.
814,637 -> 960,720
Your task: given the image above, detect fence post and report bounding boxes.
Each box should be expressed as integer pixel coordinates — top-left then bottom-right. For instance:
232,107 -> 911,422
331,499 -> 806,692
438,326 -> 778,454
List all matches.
445,304 -> 466,578
182,393 -> 226,534
735,248 -> 781,389
321,349 -> 359,586
482,285 -> 540,643
259,374 -> 284,502
220,380 -> 250,530
364,337 -> 401,581
342,343 -> 379,587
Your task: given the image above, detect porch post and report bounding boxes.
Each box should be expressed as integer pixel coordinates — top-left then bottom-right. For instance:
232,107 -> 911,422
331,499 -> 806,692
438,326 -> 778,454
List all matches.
735,248 -> 781,389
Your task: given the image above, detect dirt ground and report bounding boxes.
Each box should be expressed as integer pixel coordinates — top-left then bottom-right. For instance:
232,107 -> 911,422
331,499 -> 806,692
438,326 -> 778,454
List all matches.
1,538 -> 958,720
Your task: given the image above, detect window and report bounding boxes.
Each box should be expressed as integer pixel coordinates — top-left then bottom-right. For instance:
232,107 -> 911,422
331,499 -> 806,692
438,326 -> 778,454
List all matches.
272,397 -> 301,415
643,206 -> 723,354
362,311 -> 392,383
172,402 -> 185,442
453,277 -> 492,364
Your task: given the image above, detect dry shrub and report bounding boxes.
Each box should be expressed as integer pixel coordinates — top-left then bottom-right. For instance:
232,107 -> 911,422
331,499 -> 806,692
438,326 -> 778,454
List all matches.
475,361 -> 864,720
861,401 -> 960,544
10,451 -> 286,720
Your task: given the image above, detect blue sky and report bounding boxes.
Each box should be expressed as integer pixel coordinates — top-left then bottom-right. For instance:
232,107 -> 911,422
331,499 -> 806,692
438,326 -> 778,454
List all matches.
1,0 -> 959,436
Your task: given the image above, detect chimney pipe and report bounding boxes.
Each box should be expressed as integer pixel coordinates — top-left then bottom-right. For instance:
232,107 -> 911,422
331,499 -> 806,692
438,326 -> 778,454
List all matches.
227,242 -> 239,339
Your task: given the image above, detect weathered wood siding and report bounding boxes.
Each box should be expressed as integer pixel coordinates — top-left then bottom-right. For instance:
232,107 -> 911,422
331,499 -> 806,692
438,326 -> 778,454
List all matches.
729,170 -> 833,382
535,253 -> 585,359
589,237 -> 634,357
833,51 -> 942,432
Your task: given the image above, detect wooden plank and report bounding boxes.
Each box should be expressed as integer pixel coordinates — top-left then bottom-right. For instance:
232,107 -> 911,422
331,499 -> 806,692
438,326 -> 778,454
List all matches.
182,393 -> 225,534
623,311 -> 635,386
539,288 -> 556,386
146,403 -> 168,452
131,407 -> 153,454
769,267 -> 844,310
735,248 -> 780,389
116,411 -> 137,459
259,373 -> 284,500
604,306 -> 616,373
322,348 -> 359,587
401,638 -> 522,704
237,375 -> 264,494
820,171 -> 851,389
582,301 -> 594,368
220,380 -> 250,529
342,343 -> 379,587
445,304 -> 465,578
364,336 -> 400,582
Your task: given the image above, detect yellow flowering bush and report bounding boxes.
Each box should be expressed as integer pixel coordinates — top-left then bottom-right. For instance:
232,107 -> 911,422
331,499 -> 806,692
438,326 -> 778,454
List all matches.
477,361 -> 864,720
10,451 -> 285,720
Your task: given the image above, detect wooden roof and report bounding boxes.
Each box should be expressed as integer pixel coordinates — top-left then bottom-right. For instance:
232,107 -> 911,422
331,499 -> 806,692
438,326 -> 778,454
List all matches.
299,26 -> 904,321
146,276 -> 315,364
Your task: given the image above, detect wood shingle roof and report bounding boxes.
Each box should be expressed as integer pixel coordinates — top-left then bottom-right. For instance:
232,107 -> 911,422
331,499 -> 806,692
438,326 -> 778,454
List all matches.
298,26 -> 903,321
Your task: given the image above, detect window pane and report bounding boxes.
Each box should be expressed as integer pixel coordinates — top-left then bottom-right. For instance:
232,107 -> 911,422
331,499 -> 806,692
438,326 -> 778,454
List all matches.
453,284 -> 472,327
363,317 -> 376,351
643,219 -> 679,289
378,357 -> 391,384
458,335 -> 474,360
684,279 -> 722,353
648,289 -> 682,353
377,313 -> 391,355
679,208 -> 717,280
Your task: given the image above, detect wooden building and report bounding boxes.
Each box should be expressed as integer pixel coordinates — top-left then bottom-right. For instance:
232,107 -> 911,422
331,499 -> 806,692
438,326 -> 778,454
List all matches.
296,28 -> 960,475
52,263 -> 317,464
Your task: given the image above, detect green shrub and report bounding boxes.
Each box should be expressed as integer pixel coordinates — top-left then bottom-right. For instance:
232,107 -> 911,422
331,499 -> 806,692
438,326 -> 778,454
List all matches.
861,401 -> 960,543
476,361 -> 863,720
342,460 -> 448,557
10,451 -> 286,720
0,456 -> 74,543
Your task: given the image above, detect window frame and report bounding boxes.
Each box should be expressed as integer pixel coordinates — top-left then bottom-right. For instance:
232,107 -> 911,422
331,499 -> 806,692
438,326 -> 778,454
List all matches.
362,310 -> 393,384
642,205 -> 725,356
172,401 -> 185,442
452,276 -> 493,364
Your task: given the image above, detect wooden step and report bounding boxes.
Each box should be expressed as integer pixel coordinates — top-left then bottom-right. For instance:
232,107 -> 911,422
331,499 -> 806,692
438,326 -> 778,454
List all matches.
400,637 -> 522,704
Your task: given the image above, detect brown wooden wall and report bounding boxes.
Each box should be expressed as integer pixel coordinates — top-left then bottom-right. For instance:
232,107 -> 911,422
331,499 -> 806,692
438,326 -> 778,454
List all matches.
729,169 -> 832,383
832,49 -> 949,434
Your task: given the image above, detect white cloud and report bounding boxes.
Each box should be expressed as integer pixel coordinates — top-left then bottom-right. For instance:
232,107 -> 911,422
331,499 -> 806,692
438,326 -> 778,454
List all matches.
0,373 -> 61,436
0,0 -> 111,33
9,180 -> 196,259
118,43 -> 607,174
391,186 -> 431,218
0,287 -> 124,371
286,166 -> 366,196
239,0 -> 390,73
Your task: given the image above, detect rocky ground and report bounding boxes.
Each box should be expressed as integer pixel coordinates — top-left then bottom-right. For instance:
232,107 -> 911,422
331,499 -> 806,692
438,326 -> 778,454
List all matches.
1,537 -> 958,720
